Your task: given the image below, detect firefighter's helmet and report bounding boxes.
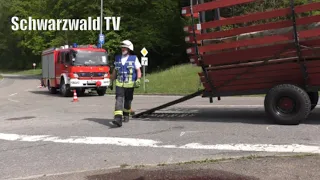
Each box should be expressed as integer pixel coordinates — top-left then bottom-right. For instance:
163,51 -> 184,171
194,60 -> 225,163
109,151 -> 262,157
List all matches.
120,40 -> 134,51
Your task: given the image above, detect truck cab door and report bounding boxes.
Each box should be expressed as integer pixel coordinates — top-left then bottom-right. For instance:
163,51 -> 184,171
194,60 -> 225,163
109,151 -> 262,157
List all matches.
64,51 -> 72,69
56,51 -> 65,84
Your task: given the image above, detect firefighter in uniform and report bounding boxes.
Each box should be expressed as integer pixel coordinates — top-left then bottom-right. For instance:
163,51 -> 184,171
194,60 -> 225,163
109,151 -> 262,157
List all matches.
111,40 -> 142,127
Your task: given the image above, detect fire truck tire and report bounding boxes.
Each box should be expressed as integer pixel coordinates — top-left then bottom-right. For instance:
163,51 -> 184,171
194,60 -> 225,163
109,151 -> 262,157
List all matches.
76,88 -> 85,97
47,81 -> 57,94
307,92 -> 319,111
60,78 -> 72,97
97,88 -> 107,96
264,84 -> 311,125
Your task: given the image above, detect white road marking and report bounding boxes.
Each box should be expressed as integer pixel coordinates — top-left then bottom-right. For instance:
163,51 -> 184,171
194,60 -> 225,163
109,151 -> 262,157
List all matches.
1,133 -> 320,154
7,92 -> 19,102
7,98 -> 19,103
178,143 -> 320,153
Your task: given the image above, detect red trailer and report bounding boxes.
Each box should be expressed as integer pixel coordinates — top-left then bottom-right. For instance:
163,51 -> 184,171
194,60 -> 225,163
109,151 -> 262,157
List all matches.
134,0 -> 320,125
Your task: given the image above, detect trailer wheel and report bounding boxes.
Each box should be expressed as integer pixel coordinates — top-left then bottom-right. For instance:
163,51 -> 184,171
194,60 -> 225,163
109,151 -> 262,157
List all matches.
307,92 -> 319,111
60,78 -> 72,97
264,84 -> 311,125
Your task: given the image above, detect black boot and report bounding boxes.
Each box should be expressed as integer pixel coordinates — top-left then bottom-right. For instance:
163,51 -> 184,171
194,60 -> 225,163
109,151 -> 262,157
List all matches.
123,116 -> 130,122
123,112 -> 130,122
112,115 -> 122,127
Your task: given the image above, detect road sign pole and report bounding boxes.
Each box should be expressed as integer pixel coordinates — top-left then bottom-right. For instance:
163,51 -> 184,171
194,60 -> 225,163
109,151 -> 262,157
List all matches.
143,65 -> 146,93
99,0 -> 104,49
140,47 -> 149,93
100,0 -> 103,35
33,63 -> 36,71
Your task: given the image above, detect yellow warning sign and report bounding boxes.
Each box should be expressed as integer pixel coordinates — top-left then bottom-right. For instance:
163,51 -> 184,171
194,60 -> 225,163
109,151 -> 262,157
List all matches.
140,47 -> 148,57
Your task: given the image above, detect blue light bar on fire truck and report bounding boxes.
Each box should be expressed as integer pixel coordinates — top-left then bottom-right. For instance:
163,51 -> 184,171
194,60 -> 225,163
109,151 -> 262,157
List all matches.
43,44 -> 99,53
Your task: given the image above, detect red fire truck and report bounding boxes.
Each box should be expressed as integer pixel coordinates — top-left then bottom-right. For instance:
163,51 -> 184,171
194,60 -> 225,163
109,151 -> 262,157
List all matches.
41,44 -> 111,97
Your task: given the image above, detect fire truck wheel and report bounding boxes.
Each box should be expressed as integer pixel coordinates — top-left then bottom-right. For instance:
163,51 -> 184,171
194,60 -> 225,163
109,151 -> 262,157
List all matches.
264,84 -> 311,125
97,88 -> 107,96
307,92 -> 319,111
76,88 -> 85,97
48,84 -> 57,94
60,78 -> 72,97
47,80 -> 57,94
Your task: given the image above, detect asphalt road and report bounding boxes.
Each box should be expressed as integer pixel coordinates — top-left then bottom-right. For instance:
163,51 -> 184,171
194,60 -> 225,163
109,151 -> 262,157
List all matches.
28,155 -> 320,180
1,74 -> 320,180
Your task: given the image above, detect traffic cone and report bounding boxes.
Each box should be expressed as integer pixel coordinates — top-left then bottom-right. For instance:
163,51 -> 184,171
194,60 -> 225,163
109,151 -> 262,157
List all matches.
38,79 -> 44,88
38,82 -> 43,88
72,90 -> 78,102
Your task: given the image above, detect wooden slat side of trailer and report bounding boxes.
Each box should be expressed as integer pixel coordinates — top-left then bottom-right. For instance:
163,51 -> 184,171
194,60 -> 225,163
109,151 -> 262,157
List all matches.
199,60 -> 320,92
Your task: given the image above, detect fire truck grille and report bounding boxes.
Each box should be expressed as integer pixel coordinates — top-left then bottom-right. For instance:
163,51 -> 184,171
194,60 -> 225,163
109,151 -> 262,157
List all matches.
78,72 -> 105,77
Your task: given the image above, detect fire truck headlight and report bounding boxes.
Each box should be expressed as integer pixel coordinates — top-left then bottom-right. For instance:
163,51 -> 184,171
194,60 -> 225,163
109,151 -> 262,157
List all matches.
103,73 -> 108,78
73,73 -> 79,78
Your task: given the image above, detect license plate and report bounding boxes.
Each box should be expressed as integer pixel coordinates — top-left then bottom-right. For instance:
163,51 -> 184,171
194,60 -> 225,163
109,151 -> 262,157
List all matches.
87,81 -> 96,84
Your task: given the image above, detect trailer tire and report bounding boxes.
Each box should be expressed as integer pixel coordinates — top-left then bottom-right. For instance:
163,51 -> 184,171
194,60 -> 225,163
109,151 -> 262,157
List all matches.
264,84 -> 311,125
307,92 -> 319,111
60,78 -> 72,97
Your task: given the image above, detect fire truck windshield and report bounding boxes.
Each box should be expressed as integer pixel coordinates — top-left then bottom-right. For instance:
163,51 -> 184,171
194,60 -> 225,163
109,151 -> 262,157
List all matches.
72,50 -> 108,66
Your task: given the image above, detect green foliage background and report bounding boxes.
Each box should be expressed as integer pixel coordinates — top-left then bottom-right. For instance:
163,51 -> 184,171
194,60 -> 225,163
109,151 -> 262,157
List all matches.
0,0 -> 318,71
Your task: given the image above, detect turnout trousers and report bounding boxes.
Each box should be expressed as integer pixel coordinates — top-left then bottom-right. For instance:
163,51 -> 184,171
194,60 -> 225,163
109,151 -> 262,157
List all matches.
114,86 -> 134,119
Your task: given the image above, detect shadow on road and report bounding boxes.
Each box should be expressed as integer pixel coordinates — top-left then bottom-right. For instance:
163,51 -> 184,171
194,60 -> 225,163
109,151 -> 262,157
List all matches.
86,168 -> 258,180
28,90 -> 101,98
84,118 -> 122,128
5,116 -> 36,121
132,107 -> 320,125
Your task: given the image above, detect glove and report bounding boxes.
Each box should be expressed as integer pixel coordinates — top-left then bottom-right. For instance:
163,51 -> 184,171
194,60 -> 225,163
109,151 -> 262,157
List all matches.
134,79 -> 141,88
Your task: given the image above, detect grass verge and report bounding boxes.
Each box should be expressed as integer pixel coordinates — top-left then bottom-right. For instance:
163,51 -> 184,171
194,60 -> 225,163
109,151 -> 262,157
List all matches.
0,69 -> 42,75
107,63 -> 203,95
